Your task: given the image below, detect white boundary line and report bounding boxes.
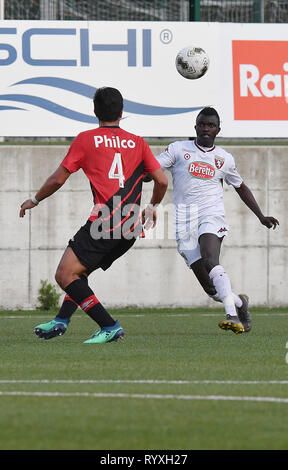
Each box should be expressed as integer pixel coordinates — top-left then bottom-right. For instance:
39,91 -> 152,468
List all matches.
0,379 -> 287,384
0,313 -> 288,319
0,390 -> 287,403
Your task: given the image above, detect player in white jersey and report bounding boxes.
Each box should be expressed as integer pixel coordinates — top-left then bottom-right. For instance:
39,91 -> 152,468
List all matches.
144,107 -> 279,334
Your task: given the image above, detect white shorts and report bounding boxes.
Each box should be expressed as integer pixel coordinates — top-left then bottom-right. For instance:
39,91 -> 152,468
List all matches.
177,215 -> 229,268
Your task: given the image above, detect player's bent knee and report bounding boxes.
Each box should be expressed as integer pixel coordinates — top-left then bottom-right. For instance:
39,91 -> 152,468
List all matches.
55,266 -> 84,290
55,268 -> 69,289
55,270 -> 63,288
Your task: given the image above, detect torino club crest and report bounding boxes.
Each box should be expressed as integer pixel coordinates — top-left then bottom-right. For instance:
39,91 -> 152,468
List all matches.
214,156 -> 225,169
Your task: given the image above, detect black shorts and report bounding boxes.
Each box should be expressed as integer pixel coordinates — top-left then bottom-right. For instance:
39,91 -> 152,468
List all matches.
68,220 -> 136,273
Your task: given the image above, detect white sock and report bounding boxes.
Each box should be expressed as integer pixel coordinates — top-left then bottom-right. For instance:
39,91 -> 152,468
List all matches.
233,294 -> 243,308
210,292 -> 243,308
209,265 -> 237,317
222,294 -> 237,317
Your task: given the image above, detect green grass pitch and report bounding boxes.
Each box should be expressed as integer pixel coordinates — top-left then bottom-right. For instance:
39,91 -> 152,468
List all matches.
0,307 -> 288,450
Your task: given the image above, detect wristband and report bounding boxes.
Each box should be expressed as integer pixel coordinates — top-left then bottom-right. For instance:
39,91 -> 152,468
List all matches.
31,196 -> 39,205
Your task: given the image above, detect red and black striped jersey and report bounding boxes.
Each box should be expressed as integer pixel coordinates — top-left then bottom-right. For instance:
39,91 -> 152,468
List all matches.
61,126 -> 160,237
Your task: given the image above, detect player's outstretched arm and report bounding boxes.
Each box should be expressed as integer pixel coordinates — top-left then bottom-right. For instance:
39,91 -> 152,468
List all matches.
19,166 -> 71,218
235,182 -> 279,229
142,168 -> 168,229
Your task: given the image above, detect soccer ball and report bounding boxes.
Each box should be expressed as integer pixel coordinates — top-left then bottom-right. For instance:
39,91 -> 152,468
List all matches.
175,46 -> 209,79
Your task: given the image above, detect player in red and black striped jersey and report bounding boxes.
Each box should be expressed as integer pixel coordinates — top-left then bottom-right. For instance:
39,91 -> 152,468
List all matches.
61,123 -> 161,230
20,87 -> 168,343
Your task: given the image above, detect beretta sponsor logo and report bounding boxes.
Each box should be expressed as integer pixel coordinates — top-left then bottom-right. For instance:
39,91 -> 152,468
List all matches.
233,40 -> 288,120
188,161 -> 215,179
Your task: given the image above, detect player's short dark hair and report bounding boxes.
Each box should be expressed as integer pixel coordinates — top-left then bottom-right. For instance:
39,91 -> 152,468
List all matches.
93,87 -> 123,122
196,107 -> 220,126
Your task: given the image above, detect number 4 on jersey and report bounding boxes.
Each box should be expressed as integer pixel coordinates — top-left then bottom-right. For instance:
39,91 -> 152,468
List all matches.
109,153 -> 125,188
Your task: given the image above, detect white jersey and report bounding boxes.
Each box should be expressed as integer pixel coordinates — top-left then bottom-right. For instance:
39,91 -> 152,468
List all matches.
157,140 -> 243,224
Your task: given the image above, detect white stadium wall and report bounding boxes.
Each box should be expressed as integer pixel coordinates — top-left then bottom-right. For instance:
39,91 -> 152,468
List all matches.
0,145 -> 286,310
